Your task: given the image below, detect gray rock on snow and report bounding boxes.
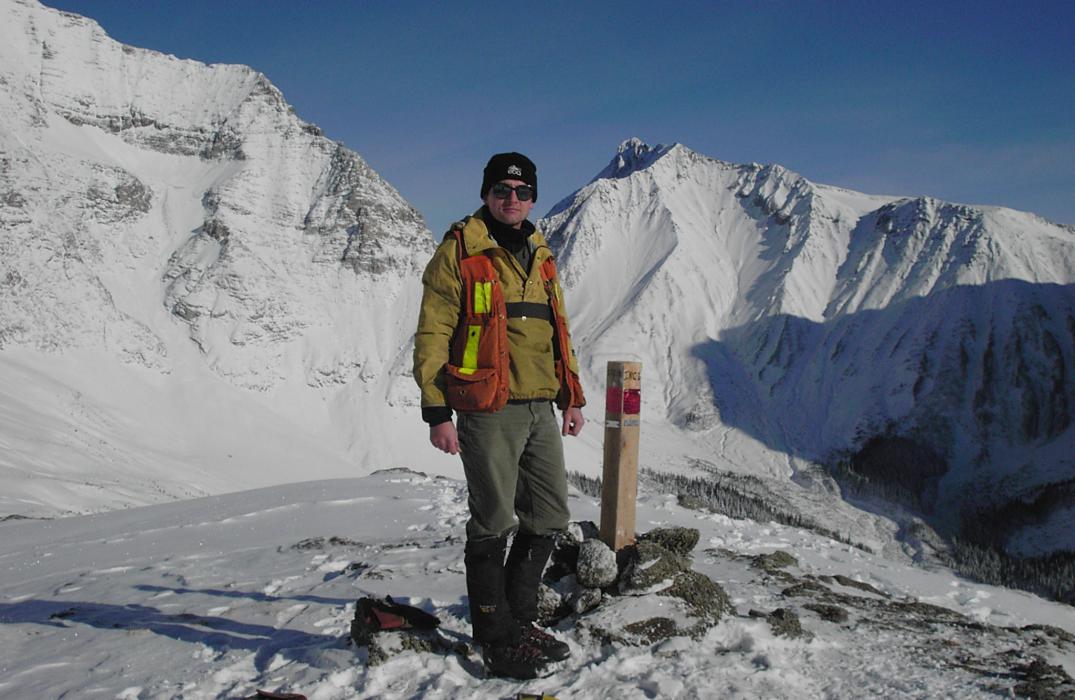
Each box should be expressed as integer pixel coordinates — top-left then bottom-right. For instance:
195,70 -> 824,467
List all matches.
570,586 -> 603,615
637,527 -> 700,557
538,573 -> 602,620
662,569 -> 732,625
567,520 -> 600,542
752,550 -> 799,572
621,617 -> 678,645
767,607 -> 811,640
536,583 -> 564,625
619,541 -> 690,594
803,603 -> 849,624
577,538 -> 618,588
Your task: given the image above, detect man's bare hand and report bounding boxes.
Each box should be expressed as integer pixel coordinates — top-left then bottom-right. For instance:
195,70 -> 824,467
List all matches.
430,421 -> 460,454
562,407 -> 585,436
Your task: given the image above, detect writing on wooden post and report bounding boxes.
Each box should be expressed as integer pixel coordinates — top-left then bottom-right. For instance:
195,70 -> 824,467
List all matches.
600,361 -> 641,550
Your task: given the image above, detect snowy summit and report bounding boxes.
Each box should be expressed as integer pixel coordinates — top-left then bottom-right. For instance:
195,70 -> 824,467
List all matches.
3,470 -> 1074,698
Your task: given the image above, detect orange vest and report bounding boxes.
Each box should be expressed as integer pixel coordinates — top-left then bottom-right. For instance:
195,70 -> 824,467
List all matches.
540,256 -> 586,411
444,229 -> 585,413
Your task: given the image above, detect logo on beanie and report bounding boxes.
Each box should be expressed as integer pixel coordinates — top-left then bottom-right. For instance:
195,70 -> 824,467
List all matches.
507,164 -> 522,177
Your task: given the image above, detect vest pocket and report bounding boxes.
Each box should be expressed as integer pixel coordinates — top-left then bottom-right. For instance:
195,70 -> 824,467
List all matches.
444,365 -> 501,412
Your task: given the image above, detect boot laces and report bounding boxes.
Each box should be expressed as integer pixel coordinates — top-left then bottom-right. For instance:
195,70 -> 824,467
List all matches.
505,638 -> 545,662
522,625 -> 557,646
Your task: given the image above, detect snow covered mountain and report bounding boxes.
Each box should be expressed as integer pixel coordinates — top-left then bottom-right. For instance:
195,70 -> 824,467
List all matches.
542,138 -> 1075,558
0,0 -> 439,515
2,0 -> 1071,578
1,0 -> 431,386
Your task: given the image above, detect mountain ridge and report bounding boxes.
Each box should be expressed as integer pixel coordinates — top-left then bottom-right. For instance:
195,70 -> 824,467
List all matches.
542,138 -> 1074,557
0,0 -> 440,514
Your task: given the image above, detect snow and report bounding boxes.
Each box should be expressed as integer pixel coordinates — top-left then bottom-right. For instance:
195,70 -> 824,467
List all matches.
2,470 -> 1072,699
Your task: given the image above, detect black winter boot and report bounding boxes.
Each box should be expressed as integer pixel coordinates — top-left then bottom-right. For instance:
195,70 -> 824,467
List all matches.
481,637 -> 549,679
504,531 -> 555,622
464,536 -> 520,646
518,623 -> 571,662
505,532 -> 570,662
465,535 -> 549,679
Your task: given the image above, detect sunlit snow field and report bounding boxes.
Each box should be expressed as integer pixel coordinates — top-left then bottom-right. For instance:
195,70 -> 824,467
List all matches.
2,471 -> 1072,699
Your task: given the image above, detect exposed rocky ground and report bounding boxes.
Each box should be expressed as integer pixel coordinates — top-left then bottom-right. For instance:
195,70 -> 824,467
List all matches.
344,503 -> 1075,698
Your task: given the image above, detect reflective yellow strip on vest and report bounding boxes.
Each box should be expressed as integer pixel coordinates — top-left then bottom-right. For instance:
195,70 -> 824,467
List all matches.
460,325 -> 481,374
474,281 -> 492,314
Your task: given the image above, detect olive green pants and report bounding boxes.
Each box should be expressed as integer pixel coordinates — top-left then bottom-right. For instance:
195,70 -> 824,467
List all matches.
457,400 -> 570,540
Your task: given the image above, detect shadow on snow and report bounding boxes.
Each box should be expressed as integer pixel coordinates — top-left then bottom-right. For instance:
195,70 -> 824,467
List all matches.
0,597 -> 345,671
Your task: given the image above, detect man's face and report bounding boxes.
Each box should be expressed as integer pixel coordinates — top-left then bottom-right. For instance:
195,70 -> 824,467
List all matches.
483,179 -> 534,229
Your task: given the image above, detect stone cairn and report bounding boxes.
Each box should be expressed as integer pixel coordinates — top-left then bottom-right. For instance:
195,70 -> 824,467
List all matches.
539,523 -> 733,646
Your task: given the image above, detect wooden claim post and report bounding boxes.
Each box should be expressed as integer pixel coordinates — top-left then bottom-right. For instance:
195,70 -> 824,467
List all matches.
600,361 -> 642,550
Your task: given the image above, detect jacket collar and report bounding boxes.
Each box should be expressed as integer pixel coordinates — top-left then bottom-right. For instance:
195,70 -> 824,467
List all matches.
459,208 -> 548,257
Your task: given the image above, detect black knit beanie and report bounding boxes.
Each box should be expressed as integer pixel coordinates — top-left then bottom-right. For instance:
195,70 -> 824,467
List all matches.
481,152 -> 537,202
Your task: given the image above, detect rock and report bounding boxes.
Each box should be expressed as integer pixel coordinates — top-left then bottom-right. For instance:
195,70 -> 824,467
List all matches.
638,527 -> 700,557
546,539 -> 579,582
536,583 -> 565,625
888,600 -> 964,622
1011,657 -> 1075,700
780,579 -> 830,597
661,570 -> 732,625
767,608 -> 810,639
577,538 -> 618,588
621,617 -> 678,645
803,603 -> 849,623
1022,624 -> 1075,645
286,535 -> 364,551
544,575 -> 599,619
833,574 -> 885,596
289,537 -> 329,551
751,550 -> 799,571
568,520 -> 600,542
362,629 -> 469,665
398,630 -> 443,654
570,586 -> 603,615
619,541 -> 690,594
546,524 -> 601,582
364,639 -> 389,666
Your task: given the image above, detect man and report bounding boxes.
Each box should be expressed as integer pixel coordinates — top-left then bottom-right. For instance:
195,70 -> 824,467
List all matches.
413,152 -> 586,679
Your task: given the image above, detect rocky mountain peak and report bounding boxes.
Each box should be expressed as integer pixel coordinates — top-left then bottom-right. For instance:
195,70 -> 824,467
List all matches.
544,136 -> 1075,563
0,0 -> 433,393
593,137 -> 677,181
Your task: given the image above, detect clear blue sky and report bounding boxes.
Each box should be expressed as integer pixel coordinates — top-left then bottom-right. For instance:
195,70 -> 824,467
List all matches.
44,0 -> 1075,230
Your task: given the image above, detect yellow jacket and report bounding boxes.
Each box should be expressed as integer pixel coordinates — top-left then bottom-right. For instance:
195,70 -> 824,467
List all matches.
413,212 -> 582,412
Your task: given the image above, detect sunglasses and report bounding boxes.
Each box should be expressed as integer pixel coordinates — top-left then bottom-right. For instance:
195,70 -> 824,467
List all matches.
490,182 -> 534,202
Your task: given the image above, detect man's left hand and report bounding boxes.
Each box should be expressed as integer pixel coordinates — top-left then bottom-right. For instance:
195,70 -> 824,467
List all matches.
562,407 -> 585,436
